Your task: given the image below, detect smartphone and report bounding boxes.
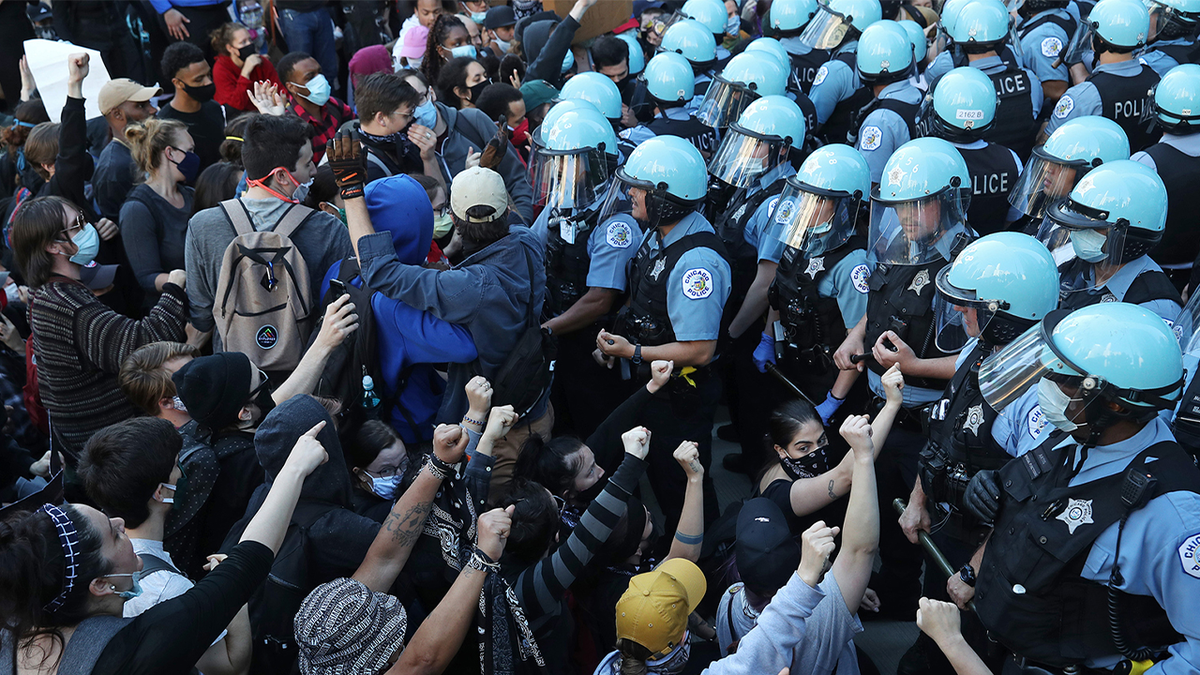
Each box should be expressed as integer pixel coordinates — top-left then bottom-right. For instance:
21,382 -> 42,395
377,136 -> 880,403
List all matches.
330,278 -> 347,296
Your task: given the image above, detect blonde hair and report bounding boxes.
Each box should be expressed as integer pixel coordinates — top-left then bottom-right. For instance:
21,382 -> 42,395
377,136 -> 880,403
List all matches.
125,118 -> 189,176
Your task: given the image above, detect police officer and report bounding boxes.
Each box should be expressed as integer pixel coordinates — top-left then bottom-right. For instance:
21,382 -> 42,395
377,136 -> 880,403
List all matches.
1045,0 -> 1163,151
1014,0 -> 1077,108
1138,0 -> 1200,76
833,137 -> 977,617
927,0 -> 1044,160
756,144 -> 873,420
706,95 -> 808,473
897,232 -> 1059,675
1047,159 -> 1183,322
900,20 -> 932,91
695,50 -> 792,130
765,0 -> 828,94
673,0 -> 736,62
926,0 -> 1028,84
531,104 -> 638,438
1132,64 -> 1200,291
619,52 -> 722,158
559,71 -> 625,133
805,0 -> 886,144
1170,291 -> 1200,458
661,19 -> 721,111
595,135 -> 731,530
1007,115 -> 1130,239
957,302 -> 1200,675
853,21 -> 924,181
921,66 -> 1025,234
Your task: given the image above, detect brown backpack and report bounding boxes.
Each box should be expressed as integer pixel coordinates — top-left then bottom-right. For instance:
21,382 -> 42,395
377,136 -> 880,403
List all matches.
213,199 -> 316,372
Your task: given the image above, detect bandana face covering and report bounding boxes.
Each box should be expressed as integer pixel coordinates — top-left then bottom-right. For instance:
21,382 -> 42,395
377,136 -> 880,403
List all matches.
779,444 -> 831,480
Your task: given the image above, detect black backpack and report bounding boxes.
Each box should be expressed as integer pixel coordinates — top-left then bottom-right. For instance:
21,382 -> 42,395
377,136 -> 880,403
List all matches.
485,247 -> 556,416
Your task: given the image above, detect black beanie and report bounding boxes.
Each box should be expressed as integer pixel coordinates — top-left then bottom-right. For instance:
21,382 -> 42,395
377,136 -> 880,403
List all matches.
172,352 -> 253,432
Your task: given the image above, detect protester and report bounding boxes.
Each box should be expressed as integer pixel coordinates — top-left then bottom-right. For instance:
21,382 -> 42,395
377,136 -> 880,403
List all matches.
93,79 -> 161,221
279,51 -> 354,164
158,42 -> 226,170
210,22 -> 283,115
437,56 -> 490,110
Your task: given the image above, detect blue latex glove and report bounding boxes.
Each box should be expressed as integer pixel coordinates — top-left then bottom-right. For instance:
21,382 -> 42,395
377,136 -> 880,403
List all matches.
815,391 -> 845,425
752,332 -> 775,373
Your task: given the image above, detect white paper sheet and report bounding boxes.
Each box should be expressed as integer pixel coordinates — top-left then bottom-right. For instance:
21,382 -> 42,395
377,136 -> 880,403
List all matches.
23,39 -> 112,124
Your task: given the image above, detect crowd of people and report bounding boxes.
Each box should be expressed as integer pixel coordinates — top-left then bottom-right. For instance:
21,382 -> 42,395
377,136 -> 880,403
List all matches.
0,0 -> 1199,674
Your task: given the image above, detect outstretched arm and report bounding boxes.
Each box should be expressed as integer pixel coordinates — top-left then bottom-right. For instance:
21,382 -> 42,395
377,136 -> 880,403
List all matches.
666,441 -> 704,562
831,415 -> 879,613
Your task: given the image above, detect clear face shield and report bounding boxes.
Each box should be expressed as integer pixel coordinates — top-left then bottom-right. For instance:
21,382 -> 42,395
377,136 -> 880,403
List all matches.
1045,199 -> 1133,294
868,187 -> 973,266
597,166 -> 692,231
1144,0 -> 1193,41
529,144 -> 612,213
1060,20 -> 1093,66
1007,147 -> 1088,219
934,266 -> 1011,353
708,124 -> 791,187
770,176 -> 861,257
798,4 -> 854,49
695,75 -> 759,129
1175,288 -> 1200,356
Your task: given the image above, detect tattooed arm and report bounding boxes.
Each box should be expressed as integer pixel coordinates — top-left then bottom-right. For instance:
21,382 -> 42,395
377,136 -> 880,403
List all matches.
353,425 -> 470,593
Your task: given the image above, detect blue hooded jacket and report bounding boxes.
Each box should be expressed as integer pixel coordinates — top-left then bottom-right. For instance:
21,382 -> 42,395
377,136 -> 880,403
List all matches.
322,175 -> 477,443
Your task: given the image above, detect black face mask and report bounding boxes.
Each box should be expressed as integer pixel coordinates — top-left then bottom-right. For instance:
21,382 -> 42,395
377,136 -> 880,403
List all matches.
246,375 -> 276,424
181,81 -> 216,103
779,445 -> 832,480
237,43 -> 257,62
468,79 -> 491,103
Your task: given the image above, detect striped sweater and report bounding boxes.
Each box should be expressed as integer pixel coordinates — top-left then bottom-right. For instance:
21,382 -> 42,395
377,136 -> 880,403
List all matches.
31,279 -> 188,458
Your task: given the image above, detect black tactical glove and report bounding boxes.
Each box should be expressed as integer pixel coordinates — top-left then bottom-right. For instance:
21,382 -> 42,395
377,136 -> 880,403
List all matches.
963,469 -> 1002,524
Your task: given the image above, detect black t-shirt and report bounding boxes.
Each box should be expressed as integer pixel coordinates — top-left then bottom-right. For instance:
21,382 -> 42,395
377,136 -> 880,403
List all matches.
758,476 -> 849,537
158,100 -> 226,170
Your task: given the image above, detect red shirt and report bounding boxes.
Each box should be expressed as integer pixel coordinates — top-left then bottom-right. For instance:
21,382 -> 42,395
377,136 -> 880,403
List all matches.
213,54 -> 283,113
290,95 -> 354,164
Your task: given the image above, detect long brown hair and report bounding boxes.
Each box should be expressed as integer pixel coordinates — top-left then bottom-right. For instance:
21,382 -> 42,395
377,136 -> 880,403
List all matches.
12,196 -> 73,288
23,123 -> 60,181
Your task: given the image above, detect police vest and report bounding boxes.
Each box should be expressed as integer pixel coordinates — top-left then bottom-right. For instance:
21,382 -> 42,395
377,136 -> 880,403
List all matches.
619,228 -> 727,346
1089,65 -> 1162,152
1057,258 -> 1182,310
770,235 -> 867,377
788,48 -> 832,94
1016,11 -> 1077,44
647,112 -> 721,158
921,341 -> 1013,539
543,215 -> 595,320
714,179 -> 790,321
1171,372 -> 1200,460
982,62 -> 1039,161
950,44 -> 1023,71
959,142 -> 1021,235
821,51 -> 875,146
974,435 -> 1198,667
848,96 -> 920,147
1152,41 -> 1200,67
1143,143 -> 1200,266
864,260 -> 955,390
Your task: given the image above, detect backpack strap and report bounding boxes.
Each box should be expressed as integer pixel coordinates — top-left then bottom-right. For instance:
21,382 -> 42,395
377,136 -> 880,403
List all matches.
57,616 -> 129,675
138,551 -> 182,578
219,199 -> 256,237
273,204 -> 316,240
365,152 -> 394,178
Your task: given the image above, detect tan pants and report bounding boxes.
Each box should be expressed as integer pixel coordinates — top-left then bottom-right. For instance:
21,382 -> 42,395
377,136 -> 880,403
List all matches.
486,401 -> 555,506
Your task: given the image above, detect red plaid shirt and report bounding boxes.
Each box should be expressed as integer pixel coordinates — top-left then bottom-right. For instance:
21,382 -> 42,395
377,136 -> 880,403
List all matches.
291,96 -> 353,163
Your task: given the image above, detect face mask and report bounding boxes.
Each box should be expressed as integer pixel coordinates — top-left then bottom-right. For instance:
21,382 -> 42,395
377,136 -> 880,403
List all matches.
413,99 -> 438,129
107,571 -> 144,600
511,118 -> 530,145
725,14 -> 740,36
171,395 -> 188,413
1070,227 -> 1107,263
364,472 -> 403,500
433,211 -> 454,238
562,49 -> 575,74
181,81 -> 216,103
493,34 -> 512,53
646,636 -> 691,675
250,168 -> 312,204
293,175 -> 315,203
1037,377 -> 1081,432
448,44 -> 478,59
159,482 -> 177,505
471,11 -> 488,24
170,148 -> 201,184
297,74 -> 332,106
779,444 -> 831,480
468,79 -> 490,103
405,55 -> 425,70
67,223 -> 101,266
237,43 -> 257,61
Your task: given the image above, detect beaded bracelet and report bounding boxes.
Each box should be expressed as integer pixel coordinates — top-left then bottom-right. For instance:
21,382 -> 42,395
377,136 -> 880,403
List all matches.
425,453 -> 455,481
462,413 -> 485,427
467,546 -> 501,573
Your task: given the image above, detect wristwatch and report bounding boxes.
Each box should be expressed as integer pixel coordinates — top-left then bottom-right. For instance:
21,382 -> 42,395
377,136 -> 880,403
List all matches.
631,344 -> 643,366
959,563 -> 977,587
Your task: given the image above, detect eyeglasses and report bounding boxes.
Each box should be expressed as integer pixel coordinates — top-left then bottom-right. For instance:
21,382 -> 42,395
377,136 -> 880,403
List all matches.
246,368 -> 271,403
59,211 -> 87,241
552,494 -> 567,512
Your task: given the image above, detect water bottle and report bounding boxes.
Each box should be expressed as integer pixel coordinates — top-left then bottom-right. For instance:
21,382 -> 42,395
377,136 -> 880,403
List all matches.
361,367 -> 381,418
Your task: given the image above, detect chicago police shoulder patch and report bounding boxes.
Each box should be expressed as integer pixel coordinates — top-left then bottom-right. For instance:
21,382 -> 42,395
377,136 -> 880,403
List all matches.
1053,94 -> 1074,119
851,264 -> 871,293
606,221 -> 633,249
1178,533 -> 1200,579
682,268 -> 714,299
813,64 -> 829,87
1041,36 -> 1063,58
860,125 -> 883,151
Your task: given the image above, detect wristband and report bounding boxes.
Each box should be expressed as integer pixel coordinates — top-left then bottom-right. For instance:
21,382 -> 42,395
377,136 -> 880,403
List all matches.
631,344 -> 643,365
467,546 -> 501,573
424,453 -> 455,481
462,413 -> 485,427
340,184 -> 364,201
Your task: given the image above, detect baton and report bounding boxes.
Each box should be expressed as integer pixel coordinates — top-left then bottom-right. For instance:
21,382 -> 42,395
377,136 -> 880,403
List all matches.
892,498 -> 976,612
765,362 -> 816,407
850,353 -> 873,364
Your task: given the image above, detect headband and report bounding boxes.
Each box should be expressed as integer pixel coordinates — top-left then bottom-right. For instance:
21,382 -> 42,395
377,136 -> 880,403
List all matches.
225,136 -> 244,142
36,504 -> 80,613
12,120 -> 36,129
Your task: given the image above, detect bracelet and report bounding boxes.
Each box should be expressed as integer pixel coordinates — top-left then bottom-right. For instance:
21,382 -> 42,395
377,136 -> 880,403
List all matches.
462,413 -> 485,427
424,453 -> 455,481
340,184 -> 364,201
467,546 -> 501,573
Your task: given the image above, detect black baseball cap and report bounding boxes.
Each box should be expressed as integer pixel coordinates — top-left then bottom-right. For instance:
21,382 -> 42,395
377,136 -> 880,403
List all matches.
735,498 -> 801,597
485,5 -> 517,29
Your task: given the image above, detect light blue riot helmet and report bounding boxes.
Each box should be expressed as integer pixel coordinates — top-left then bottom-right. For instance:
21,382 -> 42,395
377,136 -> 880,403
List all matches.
1008,115 -> 1130,218
616,32 -> 646,75
768,0 -> 821,34
979,303 -> 1184,441
676,0 -> 730,36
869,137 -> 975,266
605,135 -> 709,228
856,21 -> 915,83
920,66 -> 999,141
744,37 -> 793,73
798,0 -> 884,49
696,51 -> 789,128
1079,0 -> 1151,52
940,0 -> 974,38
642,52 -> 696,104
772,144 -> 871,257
898,20 -> 929,66
710,95 -> 807,187
535,99 -> 601,145
661,19 -> 719,67
948,0 -> 1011,48
1145,0 -> 1200,41
1046,160 -> 1167,271
558,72 -> 623,122
1151,63 -> 1200,134
530,106 -> 620,212
934,232 -> 1060,349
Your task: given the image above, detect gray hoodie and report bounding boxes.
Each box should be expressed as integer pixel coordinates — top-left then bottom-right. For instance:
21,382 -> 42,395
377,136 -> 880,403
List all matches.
435,103 -> 535,224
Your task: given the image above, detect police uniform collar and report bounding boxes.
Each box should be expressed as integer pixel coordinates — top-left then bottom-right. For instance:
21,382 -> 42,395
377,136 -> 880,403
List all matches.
971,55 -> 1007,72
880,80 -> 915,98
655,211 -> 710,249
780,36 -> 812,56
1092,59 -> 1144,75
835,40 -> 859,56
1058,416 -> 1177,486
1160,132 -> 1200,156
755,163 -> 792,193
950,139 -> 989,150
663,106 -> 693,120
1083,253 -> 1156,297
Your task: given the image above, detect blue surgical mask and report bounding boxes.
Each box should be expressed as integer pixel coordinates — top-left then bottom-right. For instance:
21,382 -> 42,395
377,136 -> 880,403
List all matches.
107,571 -> 144,600
1070,227 -> 1107,263
471,11 -> 488,24
562,49 -> 575,73
365,472 -> 403,500
1037,378 -> 1080,432
67,223 -> 100,266
299,73 -> 332,106
413,99 -> 438,129
725,13 -> 740,36
449,44 -> 477,59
